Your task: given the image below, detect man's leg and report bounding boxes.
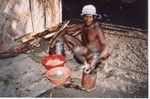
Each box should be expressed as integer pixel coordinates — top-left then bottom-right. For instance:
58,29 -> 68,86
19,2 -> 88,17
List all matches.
73,46 -> 92,65
49,34 -> 81,54
64,34 -> 82,50
62,34 -> 93,65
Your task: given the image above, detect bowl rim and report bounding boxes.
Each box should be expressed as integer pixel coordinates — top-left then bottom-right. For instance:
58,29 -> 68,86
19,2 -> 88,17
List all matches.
46,67 -> 71,81
41,54 -> 66,67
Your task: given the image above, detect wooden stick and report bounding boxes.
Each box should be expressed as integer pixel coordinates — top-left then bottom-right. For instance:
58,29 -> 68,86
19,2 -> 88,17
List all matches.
45,20 -> 70,41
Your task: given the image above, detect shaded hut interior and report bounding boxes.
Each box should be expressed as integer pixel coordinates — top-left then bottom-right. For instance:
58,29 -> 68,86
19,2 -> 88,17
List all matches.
62,0 -> 148,29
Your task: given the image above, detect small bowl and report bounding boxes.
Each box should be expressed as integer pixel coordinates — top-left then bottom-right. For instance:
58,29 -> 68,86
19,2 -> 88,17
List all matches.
46,67 -> 71,86
41,54 -> 66,70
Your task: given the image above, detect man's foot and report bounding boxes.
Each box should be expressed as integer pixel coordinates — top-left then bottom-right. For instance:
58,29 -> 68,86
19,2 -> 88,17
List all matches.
103,53 -> 110,60
105,70 -> 115,78
98,68 -> 115,79
97,62 -> 106,70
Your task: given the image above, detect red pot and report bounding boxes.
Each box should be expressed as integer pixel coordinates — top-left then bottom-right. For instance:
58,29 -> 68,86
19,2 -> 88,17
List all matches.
41,54 -> 66,70
46,67 -> 71,86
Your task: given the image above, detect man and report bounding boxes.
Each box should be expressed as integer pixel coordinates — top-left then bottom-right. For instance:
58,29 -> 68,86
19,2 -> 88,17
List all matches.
49,4 -> 109,72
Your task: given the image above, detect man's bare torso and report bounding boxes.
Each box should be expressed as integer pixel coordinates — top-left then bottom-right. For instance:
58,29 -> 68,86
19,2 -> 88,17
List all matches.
80,22 -> 104,52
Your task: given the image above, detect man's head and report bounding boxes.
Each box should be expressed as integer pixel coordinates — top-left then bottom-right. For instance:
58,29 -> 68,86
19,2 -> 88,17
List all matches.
81,5 -> 97,26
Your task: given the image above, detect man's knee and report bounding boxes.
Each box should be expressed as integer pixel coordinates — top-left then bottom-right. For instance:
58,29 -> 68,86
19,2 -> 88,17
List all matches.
73,46 -> 87,56
73,46 -> 80,54
64,35 -> 81,46
64,35 -> 70,40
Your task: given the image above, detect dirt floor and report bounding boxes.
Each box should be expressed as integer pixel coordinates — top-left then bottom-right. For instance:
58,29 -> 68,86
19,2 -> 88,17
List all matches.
0,27 -> 148,97
37,32 -> 148,98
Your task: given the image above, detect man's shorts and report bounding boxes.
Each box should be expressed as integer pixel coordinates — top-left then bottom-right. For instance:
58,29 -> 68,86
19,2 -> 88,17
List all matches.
92,51 -> 101,59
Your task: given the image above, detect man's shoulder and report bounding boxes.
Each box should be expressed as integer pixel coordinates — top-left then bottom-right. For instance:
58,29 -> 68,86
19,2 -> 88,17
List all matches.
67,21 -> 84,28
94,21 -> 102,29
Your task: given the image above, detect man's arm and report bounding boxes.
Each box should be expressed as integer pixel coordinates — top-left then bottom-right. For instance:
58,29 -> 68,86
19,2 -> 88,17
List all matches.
86,25 -> 109,72
50,23 -> 83,48
96,26 -> 109,60
59,23 -> 82,37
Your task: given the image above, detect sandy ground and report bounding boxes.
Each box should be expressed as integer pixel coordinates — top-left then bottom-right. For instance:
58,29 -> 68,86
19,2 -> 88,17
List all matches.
38,33 -> 148,98
0,29 -> 148,97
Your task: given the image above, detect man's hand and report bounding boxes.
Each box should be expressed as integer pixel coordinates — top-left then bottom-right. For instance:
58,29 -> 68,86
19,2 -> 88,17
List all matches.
83,59 -> 97,74
84,58 -> 103,74
90,59 -> 97,68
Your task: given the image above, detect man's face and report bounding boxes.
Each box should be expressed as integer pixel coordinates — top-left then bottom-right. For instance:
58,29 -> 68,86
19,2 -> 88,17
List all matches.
83,15 -> 94,26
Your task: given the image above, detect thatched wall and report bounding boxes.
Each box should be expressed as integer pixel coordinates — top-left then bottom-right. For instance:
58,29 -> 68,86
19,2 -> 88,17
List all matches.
0,0 -> 62,43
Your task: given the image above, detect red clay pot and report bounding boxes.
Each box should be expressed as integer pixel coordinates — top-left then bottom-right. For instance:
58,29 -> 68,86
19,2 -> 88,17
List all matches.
46,67 -> 71,86
41,54 -> 66,70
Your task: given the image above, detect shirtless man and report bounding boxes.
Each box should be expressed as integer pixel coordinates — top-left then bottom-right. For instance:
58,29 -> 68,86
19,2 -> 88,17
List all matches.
49,5 -> 109,72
